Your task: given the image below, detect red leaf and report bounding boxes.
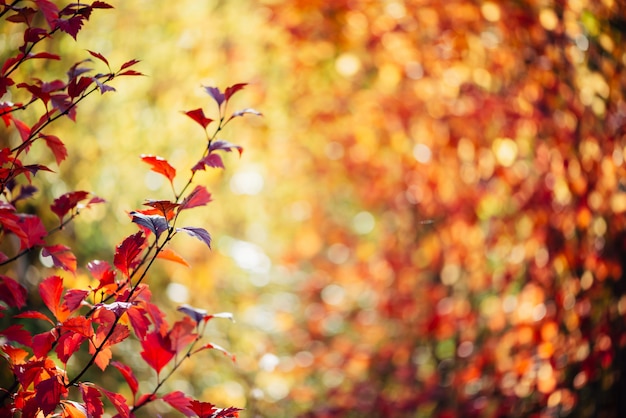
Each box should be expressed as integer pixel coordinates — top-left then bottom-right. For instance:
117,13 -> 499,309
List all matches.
39,134 -> 67,165
36,376 -> 67,415
140,154 -> 176,184
224,83 -> 247,100
193,342 -> 235,362
91,1 -> 114,9
34,0 -> 59,28
58,16 -> 84,40
183,108 -> 213,129
42,244 -> 77,273
68,76 -> 93,99
17,215 -> 47,250
143,200 -> 179,220
98,387 -> 130,418
118,69 -> 144,76
126,305 -> 151,340
0,344 -> 29,365
40,275 -> 71,322
50,191 -> 90,222
119,59 -> 140,71
87,260 -> 116,293
32,330 -> 57,358
113,232 -> 146,277
180,185 -> 212,211
139,332 -> 175,375
61,317 -> 93,338
162,391 -> 195,417
15,311 -> 55,325
169,317 -> 197,353
30,52 -> 61,61
87,50 -> 109,67
63,289 -> 89,313
111,361 -> 139,398
55,332 -> 86,364
0,324 -> 33,347
13,118 -> 31,142
80,384 -> 104,418
0,275 -> 27,309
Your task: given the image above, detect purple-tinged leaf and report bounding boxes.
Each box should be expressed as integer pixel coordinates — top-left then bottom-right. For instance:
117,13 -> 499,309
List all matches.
191,154 -> 224,172
209,140 -> 243,156
176,227 -> 212,249
177,304 -> 207,324
130,212 -> 169,238
203,86 -> 225,106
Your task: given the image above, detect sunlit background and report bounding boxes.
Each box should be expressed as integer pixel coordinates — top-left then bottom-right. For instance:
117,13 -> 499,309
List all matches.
7,0 -> 626,416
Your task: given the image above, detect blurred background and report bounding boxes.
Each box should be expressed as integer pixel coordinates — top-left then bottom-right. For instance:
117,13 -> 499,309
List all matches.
10,0 -> 626,416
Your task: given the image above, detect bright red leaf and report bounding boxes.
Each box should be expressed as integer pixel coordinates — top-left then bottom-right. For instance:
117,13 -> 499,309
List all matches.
86,260 -> 116,292
39,275 -> 70,322
17,214 -> 47,250
98,387 -> 130,418
224,83 -> 247,100
63,289 -> 89,313
0,324 -> 33,347
87,50 -> 109,68
111,361 -> 139,398
61,317 -> 93,338
143,199 -> 179,219
32,330 -> 57,358
169,317 -> 197,353
35,376 -> 67,416
113,232 -> 146,277
80,384 -> 104,418
140,154 -> 176,185
162,391 -> 195,417
15,311 -> 54,325
139,331 -> 175,375
56,332 -> 86,364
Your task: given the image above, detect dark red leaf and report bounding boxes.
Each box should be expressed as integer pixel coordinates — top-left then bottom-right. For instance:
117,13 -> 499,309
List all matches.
119,59 -> 140,70
34,0 -> 59,28
0,324 -> 33,347
183,108 -> 213,129
224,83 -> 247,100
68,76 -> 93,99
162,391 -> 195,417
29,52 -> 61,61
0,275 -> 27,309
50,191 -> 90,222
139,331 -> 175,374
140,154 -> 176,184
177,226 -> 212,249
35,376 -> 66,415
80,384 -> 104,418
113,232 -> 146,277
42,244 -> 77,273
111,361 -> 139,397
39,133 -> 67,165
180,185 -> 212,211
118,70 -> 143,76
58,16 -> 85,40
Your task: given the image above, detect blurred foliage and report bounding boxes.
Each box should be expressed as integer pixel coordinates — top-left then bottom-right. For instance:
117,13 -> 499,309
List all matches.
15,0 -> 626,416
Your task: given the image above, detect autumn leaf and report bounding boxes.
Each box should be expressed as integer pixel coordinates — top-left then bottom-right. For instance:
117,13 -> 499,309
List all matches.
180,185 -> 212,211
224,83 -> 247,100
191,153 -> 224,171
39,275 -> 70,322
50,191 -> 90,223
16,214 -> 47,250
139,331 -> 175,375
204,86 -> 225,106
111,361 -> 139,398
183,108 -> 213,129
80,384 -> 104,418
162,391 -> 195,417
168,317 -> 197,353
130,212 -> 169,238
86,260 -> 116,292
0,324 -> 33,347
209,139 -> 243,156
56,332 -> 86,364
140,154 -> 176,185
176,226 -> 212,249
35,376 -> 67,416
156,247 -> 190,267
42,244 -> 77,273
39,134 -> 67,165
144,199 -> 180,219
113,232 -> 146,277
0,275 -> 27,309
